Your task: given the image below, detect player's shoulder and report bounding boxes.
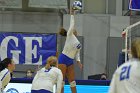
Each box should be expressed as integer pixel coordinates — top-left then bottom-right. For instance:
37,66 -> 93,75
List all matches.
116,58 -> 140,73
51,67 -> 60,71
39,67 -> 45,71
1,68 -> 9,74
122,58 -> 140,66
0,68 -> 10,77
51,67 -> 62,73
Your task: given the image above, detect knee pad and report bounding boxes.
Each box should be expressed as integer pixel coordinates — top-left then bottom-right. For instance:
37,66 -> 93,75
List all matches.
70,81 -> 76,87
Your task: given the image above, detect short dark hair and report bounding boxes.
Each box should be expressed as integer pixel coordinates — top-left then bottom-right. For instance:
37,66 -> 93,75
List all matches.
0,58 -> 12,71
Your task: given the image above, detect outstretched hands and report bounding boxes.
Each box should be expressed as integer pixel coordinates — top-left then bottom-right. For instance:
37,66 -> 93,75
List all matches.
70,8 -> 76,15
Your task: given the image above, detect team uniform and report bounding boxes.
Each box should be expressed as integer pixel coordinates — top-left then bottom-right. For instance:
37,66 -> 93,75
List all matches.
58,15 -> 81,66
31,67 -> 63,93
0,68 -> 11,93
109,58 -> 140,93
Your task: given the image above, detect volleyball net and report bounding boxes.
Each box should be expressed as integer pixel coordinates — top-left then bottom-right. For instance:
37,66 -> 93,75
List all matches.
122,20 -> 140,62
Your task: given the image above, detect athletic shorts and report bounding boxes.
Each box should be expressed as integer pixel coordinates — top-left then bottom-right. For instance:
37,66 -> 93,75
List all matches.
31,89 -> 52,93
58,53 -> 74,66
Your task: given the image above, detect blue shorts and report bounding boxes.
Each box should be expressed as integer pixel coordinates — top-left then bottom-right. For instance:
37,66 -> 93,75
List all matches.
31,89 -> 52,93
58,53 -> 74,66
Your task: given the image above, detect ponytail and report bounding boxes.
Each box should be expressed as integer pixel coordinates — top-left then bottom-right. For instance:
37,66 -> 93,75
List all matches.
0,61 -> 4,71
59,27 -> 67,36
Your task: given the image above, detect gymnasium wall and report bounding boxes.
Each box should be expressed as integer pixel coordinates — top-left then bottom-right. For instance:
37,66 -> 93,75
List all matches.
0,11 -> 60,33
63,14 -> 130,79
0,11 -> 137,80
0,12 -> 61,78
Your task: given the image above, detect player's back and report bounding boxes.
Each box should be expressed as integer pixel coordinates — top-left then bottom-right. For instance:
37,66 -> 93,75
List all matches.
114,58 -> 140,93
62,34 -> 81,59
32,67 -> 62,92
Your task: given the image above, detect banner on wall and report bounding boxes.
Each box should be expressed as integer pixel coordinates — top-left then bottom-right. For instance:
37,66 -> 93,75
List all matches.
0,32 -> 57,65
129,0 -> 140,11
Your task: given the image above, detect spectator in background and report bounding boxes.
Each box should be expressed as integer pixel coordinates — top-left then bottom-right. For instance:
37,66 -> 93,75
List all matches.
100,73 -> 107,80
88,73 -> 107,80
25,69 -> 33,79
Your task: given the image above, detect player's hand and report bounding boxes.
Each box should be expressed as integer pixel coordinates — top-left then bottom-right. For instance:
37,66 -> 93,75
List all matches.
122,31 -> 126,38
77,61 -> 83,70
70,8 -> 76,15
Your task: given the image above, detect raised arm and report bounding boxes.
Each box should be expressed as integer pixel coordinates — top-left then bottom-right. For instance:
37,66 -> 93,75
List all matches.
75,50 -> 80,62
67,9 -> 75,36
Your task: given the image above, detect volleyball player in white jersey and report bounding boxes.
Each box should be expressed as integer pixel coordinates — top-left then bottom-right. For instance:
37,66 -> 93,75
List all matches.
0,58 -> 15,93
109,38 -> 140,93
31,56 -> 63,93
58,9 -> 83,93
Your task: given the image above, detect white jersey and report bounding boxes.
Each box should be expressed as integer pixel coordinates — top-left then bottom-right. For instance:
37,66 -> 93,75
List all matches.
109,58 -> 140,93
31,67 -> 63,93
62,15 -> 81,61
0,68 -> 11,91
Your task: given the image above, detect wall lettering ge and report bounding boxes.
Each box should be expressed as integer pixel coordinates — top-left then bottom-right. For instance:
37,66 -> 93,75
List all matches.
0,33 -> 57,65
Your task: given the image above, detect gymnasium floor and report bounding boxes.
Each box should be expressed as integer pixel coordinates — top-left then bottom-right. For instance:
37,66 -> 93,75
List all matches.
4,78 -> 110,93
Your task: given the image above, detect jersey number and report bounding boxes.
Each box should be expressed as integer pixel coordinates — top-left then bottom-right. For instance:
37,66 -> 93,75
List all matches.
120,65 -> 131,81
44,68 -> 51,72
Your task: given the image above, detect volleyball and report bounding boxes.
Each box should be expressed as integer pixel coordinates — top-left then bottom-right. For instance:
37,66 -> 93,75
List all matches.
72,1 -> 82,10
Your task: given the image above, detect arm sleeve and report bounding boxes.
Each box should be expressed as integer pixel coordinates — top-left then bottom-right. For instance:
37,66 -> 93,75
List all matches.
56,70 -> 63,93
67,15 -> 75,36
109,73 -> 117,93
75,50 -> 80,62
